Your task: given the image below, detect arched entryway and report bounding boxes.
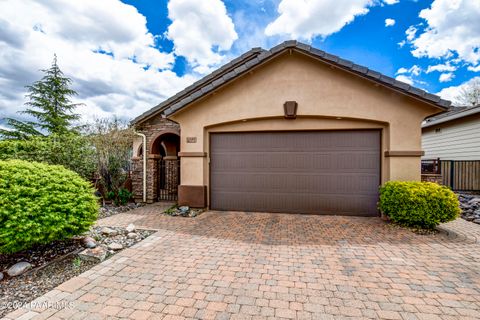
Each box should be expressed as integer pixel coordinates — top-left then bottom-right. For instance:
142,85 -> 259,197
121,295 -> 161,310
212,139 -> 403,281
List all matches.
150,132 -> 180,201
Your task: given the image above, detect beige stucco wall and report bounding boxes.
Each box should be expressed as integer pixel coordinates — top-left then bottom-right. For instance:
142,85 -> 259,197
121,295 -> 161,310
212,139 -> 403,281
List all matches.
169,51 -> 441,203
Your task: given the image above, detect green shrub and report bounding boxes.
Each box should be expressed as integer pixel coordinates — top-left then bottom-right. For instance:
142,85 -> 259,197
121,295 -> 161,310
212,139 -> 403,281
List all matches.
0,160 -> 99,253
0,134 -> 96,179
379,181 -> 460,229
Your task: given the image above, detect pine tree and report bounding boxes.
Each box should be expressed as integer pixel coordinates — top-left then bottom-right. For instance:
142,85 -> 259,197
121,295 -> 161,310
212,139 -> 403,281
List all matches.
0,55 -> 82,139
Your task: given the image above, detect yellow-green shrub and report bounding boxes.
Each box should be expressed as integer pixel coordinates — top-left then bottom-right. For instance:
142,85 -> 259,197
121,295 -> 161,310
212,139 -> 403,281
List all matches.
0,160 -> 98,253
379,181 -> 460,229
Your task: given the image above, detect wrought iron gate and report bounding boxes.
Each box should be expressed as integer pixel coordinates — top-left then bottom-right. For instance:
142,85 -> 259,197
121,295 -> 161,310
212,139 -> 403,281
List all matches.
158,159 -> 180,201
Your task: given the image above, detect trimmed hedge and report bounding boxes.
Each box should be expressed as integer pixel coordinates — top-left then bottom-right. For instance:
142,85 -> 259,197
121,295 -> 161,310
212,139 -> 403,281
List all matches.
379,181 -> 460,229
0,160 -> 98,253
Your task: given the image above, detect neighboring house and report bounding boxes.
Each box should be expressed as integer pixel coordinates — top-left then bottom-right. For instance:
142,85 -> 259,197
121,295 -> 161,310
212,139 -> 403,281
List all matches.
422,105 -> 480,160
131,40 -> 449,216
422,105 -> 480,191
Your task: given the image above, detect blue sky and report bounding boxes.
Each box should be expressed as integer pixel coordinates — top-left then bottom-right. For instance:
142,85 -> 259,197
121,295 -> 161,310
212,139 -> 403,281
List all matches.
0,0 -> 479,125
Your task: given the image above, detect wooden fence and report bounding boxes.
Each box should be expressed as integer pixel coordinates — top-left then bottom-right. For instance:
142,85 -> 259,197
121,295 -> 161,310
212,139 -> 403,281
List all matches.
423,159 -> 480,191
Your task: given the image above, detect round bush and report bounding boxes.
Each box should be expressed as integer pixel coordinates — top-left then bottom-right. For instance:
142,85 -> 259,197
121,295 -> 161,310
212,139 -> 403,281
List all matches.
379,181 -> 460,229
0,160 -> 98,253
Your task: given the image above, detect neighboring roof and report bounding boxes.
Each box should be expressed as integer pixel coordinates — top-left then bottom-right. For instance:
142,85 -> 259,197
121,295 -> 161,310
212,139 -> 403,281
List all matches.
423,105 -> 480,128
132,40 -> 451,125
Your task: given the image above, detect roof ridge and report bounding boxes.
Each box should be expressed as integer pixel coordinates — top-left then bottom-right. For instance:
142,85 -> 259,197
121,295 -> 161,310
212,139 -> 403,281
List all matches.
133,40 -> 450,124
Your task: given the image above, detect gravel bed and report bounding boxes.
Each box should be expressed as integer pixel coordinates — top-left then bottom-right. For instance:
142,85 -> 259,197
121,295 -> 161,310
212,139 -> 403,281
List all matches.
457,192 -> 480,224
98,202 -> 144,219
0,225 -> 153,318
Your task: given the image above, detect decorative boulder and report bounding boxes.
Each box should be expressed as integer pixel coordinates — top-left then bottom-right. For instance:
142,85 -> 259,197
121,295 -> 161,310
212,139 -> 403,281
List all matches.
101,227 -> 117,236
107,243 -> 123,251
79,247 -> 107,263
82,236 -> 97,249
7,261 -> 32,277
126,224 -> 136,233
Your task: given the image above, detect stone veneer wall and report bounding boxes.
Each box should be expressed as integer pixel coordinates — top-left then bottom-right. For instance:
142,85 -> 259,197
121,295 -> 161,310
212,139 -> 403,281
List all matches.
132,116 -> 180,203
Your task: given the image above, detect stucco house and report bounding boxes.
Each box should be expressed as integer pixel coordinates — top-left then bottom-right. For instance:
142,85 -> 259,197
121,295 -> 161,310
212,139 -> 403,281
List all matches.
131,40 -> 450,216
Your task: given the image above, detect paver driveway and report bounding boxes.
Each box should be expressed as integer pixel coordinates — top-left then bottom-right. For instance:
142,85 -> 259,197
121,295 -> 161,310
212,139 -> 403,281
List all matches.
4,205 -> 480,320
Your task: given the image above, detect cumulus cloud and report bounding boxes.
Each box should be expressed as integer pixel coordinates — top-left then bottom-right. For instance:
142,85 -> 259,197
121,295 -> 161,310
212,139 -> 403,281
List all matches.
0,0 -> 197,123
264,0 -> 374,40
439,73 -> 454,83
426,63 -> 457,73
468,65 -> 480,72
385,18 -> 395,27
383,0 -> 399,4
437,76 -> 480,105
395,75 -> 414,85
167,0 -> 238,74
409,0 -> 480,65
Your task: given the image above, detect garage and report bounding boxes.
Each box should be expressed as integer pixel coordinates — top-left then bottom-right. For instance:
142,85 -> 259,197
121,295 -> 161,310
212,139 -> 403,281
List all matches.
210,130 -> 381,216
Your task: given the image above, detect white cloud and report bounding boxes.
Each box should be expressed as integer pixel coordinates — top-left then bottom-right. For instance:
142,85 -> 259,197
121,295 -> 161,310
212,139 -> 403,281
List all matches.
405,25 -> 417,41
409,0 -> 480,65
468,65 -> 480,72
426,63 -> 457,73
167,0 -> 238,74
385,18 -> 395,27
396,65 -> 421,76
439,73 -> 454,82
437,77 -> 480,105
383,0 -> 399,4
264,0 -> 374,40
0,0 -> 197,124
395,75 -> 414,85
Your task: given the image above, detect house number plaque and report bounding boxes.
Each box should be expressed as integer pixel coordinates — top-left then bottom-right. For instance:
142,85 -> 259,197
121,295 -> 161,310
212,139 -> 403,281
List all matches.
186,137 -> 197,143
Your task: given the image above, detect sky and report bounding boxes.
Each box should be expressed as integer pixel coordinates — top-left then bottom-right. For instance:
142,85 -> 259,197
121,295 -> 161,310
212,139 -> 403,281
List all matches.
0,0 -> 479,128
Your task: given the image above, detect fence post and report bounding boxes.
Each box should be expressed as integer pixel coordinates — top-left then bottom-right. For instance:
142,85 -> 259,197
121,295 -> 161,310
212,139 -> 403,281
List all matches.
449,160 -> 454,189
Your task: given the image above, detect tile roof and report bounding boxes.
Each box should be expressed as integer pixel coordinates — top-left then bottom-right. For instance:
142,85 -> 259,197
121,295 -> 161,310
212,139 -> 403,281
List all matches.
132,40 -> 451,125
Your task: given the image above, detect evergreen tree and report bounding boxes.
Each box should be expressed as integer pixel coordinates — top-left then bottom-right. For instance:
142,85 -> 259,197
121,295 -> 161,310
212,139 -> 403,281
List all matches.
0,55 -> 82,139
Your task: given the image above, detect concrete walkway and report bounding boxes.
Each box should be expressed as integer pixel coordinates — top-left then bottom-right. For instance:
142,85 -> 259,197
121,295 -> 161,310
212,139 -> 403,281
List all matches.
3,206 -> 480,320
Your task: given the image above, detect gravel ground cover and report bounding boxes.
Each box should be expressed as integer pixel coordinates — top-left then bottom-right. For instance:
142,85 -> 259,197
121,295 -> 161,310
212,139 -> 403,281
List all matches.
0,225 -> 153,318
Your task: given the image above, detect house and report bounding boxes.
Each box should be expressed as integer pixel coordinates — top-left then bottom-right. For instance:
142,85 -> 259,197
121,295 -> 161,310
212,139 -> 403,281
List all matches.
421,105 -> 480,191
422,105 -> 480,160
131,40 -> 449,216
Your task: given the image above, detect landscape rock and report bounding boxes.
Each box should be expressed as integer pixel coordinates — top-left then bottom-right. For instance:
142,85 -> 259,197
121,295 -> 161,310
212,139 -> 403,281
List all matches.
78,247 -> 107,263
0,272 -> 4,281
127,232 -> 138,239
179,206 -> 189,213
6,261 -> 32,277
107,243 -> 123,250
101,227 -> 117,236
82,236 -> 97,249
473,219 -> 480,224
126,224 -> 136,233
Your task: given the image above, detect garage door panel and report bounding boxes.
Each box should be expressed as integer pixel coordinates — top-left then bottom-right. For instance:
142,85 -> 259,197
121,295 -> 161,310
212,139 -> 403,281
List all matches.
211,173 -> 379,194
211,152 -> 379,172
211,191 -> 377,215
210,131 -> 380,216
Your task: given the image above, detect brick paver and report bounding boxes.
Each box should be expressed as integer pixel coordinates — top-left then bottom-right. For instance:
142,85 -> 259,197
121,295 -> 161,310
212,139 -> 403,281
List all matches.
3,205 -> 480,320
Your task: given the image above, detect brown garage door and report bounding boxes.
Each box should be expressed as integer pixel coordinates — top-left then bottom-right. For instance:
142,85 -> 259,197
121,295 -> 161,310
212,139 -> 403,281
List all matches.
210,130 -> 380,216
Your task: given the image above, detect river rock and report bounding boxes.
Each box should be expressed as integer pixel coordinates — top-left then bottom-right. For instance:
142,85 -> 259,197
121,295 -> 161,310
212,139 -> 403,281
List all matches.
79,247 -> 107,263
82,236 -> 97,248
127,232 -> 138,239
126,224 -> 136,233
179,206 -> 189,213
108,242 -> 123,250
101,227 -> 117,236
7,261 -> 32,277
